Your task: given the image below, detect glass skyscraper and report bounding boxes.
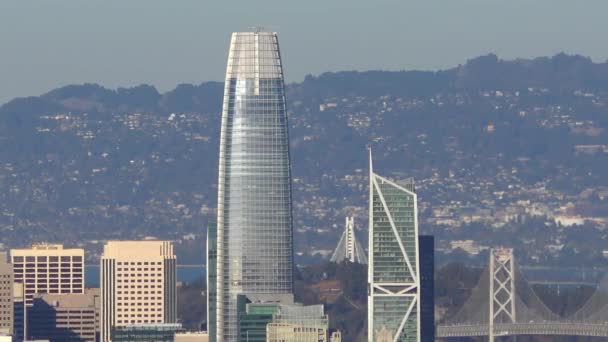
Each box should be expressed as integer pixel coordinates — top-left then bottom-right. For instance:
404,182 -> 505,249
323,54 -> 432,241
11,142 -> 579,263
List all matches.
207,222 -> 217,342
368,152 -> 420,342
216,31 -> 294,341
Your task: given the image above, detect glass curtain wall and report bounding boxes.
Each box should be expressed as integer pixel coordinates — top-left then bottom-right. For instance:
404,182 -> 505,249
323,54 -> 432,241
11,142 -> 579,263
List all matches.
216,31 -> 294,341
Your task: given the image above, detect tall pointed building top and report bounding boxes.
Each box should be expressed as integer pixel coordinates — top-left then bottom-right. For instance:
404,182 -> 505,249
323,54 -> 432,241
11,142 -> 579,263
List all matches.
369,147 -> 373,174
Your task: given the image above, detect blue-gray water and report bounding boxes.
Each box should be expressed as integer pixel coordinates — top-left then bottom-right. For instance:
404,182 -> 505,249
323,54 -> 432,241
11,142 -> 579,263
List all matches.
84,264 -> 607,288
85,265 -> 205,287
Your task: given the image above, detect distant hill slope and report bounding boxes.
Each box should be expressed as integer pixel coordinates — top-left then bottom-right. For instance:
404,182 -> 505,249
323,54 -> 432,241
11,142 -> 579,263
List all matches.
2,54 -> 608,266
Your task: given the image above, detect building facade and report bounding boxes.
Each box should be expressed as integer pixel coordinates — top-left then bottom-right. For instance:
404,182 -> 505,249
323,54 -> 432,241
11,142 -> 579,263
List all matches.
266,304 -> 330,342
28,289 -> 100,342
418,235 -> 435,342
0,253 -> 13,336
174,332 -> 210,342
100,241 -> 176,342
368,154 -> 421,341
237,296 -> 279,342
206,222 -> 216,342
111,323 -> 182,342
216,31 -> 294,341
10,244 -> 84,307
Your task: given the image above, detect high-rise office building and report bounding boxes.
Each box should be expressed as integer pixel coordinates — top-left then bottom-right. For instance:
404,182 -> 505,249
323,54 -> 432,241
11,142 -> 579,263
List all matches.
0,253 -> 13,336
216,30 -> 294,341
418,235 -> 435,342
29,289 -> 100,342
100,241 -> 176,342
10,243 -> 84,306
330,216 -> 368,264
367,153 -> 420,341
206,222 -> 217,342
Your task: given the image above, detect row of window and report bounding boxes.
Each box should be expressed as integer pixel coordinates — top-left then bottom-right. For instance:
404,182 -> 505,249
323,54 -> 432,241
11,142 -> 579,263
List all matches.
117,296 -> 162,300
117,290 -> 161,295
117,318 -> 162,324
117,274 -> 162,278
117,302 -> 161,307
13,256 -> 82,262
117,307 -> 163,312
117,285 -> 160,289
15,273 -> 82,282
14,262 -> 83,267
117,268 -> 161,272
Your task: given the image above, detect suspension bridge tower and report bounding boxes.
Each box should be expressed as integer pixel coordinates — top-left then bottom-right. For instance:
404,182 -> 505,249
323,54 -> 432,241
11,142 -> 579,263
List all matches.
489,248 -> 516,341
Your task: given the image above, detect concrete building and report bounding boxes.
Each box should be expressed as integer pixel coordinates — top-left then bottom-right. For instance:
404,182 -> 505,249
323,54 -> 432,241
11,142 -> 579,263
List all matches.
28,289 -> 100,342
100,241 -> 176,342
368,152 -> 421,341
10,244 -> 84,306
216,31 -> 295,341
0,253 -> 13,336
266,304 -> 331,342
174,332 -> 209,342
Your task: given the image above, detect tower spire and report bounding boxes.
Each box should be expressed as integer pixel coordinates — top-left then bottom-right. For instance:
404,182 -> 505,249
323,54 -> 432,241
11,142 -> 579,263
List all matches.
330,216 -> 368,264
369,147 -> 373,175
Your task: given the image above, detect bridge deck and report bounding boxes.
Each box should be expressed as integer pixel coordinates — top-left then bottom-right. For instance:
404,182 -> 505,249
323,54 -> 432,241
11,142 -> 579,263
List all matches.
438,323 -> 608,338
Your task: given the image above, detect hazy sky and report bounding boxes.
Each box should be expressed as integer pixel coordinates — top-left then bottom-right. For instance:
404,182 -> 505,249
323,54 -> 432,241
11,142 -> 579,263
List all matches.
1,0 -> 607,104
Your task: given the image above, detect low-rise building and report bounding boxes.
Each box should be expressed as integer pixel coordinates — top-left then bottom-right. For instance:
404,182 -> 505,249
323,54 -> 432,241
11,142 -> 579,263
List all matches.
28,289 -> 100,342
173,332 -> 209,342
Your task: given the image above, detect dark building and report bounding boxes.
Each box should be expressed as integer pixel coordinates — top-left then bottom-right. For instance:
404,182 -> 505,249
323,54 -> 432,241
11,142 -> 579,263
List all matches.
13,283 -> 26,342
111,323 -> 183,342
28,289 -> 100,342
206,222 -> 217,342
419,235 -> 435,342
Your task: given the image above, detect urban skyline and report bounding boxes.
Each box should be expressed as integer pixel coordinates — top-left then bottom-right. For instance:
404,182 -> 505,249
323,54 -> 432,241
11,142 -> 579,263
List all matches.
0,9 -> 608,340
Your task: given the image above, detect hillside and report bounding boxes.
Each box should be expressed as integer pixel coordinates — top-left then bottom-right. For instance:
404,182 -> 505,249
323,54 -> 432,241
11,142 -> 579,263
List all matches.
1,54 -> 608,266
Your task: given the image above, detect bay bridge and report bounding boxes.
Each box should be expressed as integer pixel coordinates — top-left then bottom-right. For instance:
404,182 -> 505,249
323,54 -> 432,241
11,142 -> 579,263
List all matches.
437,248 -> 608,339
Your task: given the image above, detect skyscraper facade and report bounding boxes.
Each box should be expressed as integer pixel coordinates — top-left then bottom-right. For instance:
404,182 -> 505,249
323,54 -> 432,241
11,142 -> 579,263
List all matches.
368,154 -> 420,342
100,241 -> 177,342
206,222 -> 217,342
216,31 -> 294,341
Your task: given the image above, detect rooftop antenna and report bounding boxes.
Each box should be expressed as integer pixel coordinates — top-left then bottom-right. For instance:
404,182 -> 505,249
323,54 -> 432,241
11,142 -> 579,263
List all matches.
249,25 -> 279,33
